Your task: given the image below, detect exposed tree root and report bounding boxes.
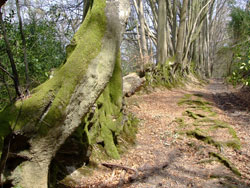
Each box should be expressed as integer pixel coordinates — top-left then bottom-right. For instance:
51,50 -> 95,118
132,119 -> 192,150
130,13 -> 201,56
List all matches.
174,117 -> 187,128
176,93 -> 242,181
209,152 -> 241,177
178,98 -> 211,106
102,162 -> 138,176
184,110 -> 206,119
186,129 -> 222,149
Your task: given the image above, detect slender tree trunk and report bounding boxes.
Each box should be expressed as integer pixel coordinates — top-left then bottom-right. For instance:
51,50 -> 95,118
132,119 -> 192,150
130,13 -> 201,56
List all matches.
0,10 -> 21,97
183,0 -> 213,67
133,0 -> 148,72
157,0 -> 168,64
192,39 -> 198,70
136,22 -> 144,67
137,0 -> 148,63
201,28 -> 206,77
165,0 -> 174,56
16,0 -> 30,92
148,0 -> 158,25
166,21 -> 174,56
175,0 -> 188,71
205,14 -> 210,77
172,0 -> 177,52
0,61 -> 14,80
198,32 -> 203,76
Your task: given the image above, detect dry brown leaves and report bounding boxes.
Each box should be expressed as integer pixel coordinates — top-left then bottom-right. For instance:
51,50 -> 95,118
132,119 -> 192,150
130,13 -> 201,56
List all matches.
75,80 -> 250,188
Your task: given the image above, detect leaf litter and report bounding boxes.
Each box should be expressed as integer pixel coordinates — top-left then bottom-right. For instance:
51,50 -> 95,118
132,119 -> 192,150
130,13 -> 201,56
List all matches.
71,79 -> 250,187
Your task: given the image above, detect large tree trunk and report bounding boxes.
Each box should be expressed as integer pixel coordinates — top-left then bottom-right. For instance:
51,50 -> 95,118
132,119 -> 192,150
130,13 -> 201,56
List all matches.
0,0 -> 130,187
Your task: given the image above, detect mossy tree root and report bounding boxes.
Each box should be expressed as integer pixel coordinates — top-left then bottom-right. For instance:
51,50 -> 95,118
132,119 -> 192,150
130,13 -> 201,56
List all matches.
209,152 -> 241,177
186,129 -> 222,149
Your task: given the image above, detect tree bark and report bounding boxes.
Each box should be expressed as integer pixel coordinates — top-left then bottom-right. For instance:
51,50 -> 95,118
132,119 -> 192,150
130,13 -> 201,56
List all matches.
133,0 -> 148,72
0,0 -> 130,187
175,0 -> 188,70
157,0 -> 168,64
172,0 -> 177,52
137,0 -> 148,63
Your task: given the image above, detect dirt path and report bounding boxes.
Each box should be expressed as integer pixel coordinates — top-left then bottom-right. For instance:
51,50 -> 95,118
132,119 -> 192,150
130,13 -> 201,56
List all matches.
75,79 -> 250,188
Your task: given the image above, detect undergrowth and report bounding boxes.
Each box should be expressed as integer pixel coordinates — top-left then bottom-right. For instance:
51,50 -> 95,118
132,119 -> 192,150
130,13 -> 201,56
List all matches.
145,63 -> 184,89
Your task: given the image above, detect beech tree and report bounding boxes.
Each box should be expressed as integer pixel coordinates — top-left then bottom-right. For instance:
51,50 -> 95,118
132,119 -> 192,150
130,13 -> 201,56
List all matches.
157,0 -> 167,65
0,0 -> 131,187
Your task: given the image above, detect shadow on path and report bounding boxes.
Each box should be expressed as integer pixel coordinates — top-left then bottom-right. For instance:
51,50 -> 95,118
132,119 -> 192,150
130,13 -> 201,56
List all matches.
120,148 -> 250,188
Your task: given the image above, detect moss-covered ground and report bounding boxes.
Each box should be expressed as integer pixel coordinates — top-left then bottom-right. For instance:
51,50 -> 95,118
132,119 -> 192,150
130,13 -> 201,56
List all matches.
176,94 -> 241,176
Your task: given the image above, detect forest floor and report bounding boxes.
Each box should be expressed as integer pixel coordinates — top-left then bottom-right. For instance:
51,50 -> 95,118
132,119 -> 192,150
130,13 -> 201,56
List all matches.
76,79 -> 250,188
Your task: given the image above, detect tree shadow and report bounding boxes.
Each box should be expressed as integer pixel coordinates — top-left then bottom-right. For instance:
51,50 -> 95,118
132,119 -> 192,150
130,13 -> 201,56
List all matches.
120,149 -> 250,188
187,88 -> 250,127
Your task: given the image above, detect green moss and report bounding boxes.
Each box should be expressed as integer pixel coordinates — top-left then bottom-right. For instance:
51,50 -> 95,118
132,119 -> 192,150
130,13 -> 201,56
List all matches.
197,159 -> 216,164
186,129 -> 222,149
82,58 -> 123,159
176,91 -> 242,178
37,0 -> 108,134
184,110 -> 206,119
192,118 -> 241,149
65,38 -> 77,59
79,52 -> 138,160
0,0 -> 107,140
101,124 -> 120,159
183,94 -> 193,98
190,105 -> 216,116
59,166 -> 93,187
174,117 -> 187,128
224,140 -> 241,150
190,118 -> 241,150
145,56 -> 184,88
209,152 -> 241,176
118,113 -> 138,150
178,95 -> 217,117
49,50 -> 134,184
91,52 -> 123,159
193,93 -> 203,97
178,98 -> 211,106
90,144 -> 110,162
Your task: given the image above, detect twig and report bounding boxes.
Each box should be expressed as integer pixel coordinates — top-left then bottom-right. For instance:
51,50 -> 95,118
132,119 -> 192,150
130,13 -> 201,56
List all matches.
102,163 -> 138,177
0,62 -> 14,80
